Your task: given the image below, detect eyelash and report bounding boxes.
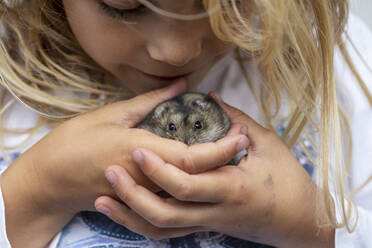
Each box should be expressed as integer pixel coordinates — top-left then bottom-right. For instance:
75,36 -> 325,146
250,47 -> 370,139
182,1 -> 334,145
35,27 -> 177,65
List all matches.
99,1 -> 146,22
98,0 -> 241,22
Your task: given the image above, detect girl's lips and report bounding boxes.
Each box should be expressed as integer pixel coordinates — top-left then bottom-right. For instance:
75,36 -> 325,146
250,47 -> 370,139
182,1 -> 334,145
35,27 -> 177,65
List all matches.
141,71 -> 194,82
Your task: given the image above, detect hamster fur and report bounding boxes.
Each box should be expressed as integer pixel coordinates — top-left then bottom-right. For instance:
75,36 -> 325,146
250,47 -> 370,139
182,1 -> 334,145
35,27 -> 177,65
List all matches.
138,92 -> 231,145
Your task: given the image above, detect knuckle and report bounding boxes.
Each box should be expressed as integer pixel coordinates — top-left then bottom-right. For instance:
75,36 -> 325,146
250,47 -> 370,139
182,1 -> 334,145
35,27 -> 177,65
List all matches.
180,151 -> 197,174
175,180 -> 194,201
117,192 -> 130,204
145,161 -> 162,179
152,212 -> 178,228
228,182 -> 251,206
116,185 -> 133,203
119,112 -> 137,127
229,193 -> 249,206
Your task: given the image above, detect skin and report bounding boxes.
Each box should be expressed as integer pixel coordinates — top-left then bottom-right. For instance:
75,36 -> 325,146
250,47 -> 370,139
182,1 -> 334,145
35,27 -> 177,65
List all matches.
1,80 -> 249,247
0,1 -> 242,247
63,0 -> 235,94
99,93 -> 336,247
0,0 -> 335,247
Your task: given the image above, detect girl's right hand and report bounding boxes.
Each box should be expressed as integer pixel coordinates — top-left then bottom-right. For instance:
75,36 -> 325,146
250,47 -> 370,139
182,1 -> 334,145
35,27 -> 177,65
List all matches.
0,78 -> 249,247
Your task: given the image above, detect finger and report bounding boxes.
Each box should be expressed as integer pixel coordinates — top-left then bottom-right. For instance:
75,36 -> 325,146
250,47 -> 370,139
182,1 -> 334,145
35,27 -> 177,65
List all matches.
127,130 -> 249,174
225,123 -> 248,137
133,148 -> 239,203
100,78 -> 187,127
183,134 -> 249,172
209,91 -> 269,138
105,165 -> 217,228
95,196 -> 204,240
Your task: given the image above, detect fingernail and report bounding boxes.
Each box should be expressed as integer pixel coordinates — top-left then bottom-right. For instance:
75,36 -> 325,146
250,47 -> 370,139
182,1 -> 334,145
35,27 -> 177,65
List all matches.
96,205 -> 110,216
236,137 -> 249,152
212,92 -> 223,102
105,170 -> 117,186
132,149 -> 144,165
240,126 -> 248,136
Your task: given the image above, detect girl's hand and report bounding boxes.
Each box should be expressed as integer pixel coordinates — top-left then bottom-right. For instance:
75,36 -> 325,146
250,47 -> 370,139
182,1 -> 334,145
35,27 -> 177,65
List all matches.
95,92 -> 335,248
0,80 -> 248,247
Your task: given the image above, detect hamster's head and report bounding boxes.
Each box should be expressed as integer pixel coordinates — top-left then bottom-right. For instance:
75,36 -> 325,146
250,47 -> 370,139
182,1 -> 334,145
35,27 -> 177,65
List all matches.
139,93 -> 231,145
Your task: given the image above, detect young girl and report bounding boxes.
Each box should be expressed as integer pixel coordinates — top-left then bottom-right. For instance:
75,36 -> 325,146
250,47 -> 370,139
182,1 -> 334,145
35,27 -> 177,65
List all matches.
0,0 -> 371,247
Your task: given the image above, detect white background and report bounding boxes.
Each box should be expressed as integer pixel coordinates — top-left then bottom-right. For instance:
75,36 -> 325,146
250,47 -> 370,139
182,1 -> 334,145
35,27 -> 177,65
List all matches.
351,0 -> 372,30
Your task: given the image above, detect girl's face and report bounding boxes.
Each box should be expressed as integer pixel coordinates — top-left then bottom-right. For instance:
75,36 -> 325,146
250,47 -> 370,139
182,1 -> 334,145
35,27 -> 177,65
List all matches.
63,0 -> 236,94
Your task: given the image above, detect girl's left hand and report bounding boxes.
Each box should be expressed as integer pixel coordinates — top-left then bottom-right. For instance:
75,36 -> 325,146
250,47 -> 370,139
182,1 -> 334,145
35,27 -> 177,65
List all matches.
94,93 -> 335,248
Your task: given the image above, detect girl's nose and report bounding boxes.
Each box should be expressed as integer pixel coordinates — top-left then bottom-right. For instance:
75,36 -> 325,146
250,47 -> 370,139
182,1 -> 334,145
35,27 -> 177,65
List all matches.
146,33 -> 202,67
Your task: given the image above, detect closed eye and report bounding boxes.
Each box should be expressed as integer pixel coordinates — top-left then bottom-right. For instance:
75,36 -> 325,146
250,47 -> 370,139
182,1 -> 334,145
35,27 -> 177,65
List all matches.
99,1 -> 147,23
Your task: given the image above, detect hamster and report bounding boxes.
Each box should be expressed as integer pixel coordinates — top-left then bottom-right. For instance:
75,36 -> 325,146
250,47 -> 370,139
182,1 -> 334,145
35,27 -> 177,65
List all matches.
138,92 -> 231,145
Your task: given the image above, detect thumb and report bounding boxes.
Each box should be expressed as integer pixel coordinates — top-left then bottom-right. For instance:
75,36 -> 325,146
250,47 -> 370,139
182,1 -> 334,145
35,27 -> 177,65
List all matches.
209,91 -> 268,138
122,78 -> 187,126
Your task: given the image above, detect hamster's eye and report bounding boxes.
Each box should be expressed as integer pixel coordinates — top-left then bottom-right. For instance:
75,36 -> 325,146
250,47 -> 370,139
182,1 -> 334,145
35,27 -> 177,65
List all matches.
194,121 -> 202,130
169,123 -> 177,131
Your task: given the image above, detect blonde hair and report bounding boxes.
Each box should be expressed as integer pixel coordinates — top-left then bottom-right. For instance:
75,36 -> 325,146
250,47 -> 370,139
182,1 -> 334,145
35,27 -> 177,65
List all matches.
1,0 -> 371,234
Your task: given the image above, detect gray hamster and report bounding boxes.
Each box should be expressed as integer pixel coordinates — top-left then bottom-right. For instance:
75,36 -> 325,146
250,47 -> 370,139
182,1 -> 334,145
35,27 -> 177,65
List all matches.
138,93 -> 237,198
138,92 -> 231,145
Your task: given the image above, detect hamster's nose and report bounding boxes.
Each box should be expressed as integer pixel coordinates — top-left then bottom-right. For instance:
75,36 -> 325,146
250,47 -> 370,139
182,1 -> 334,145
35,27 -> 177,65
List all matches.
185,136 -> 197,146
183,136 -> 191,146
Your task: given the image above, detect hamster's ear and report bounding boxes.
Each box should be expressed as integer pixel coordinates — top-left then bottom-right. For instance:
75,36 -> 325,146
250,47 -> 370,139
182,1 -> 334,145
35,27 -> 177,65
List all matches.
154,104 -> 170,118
192,99 -> 210,110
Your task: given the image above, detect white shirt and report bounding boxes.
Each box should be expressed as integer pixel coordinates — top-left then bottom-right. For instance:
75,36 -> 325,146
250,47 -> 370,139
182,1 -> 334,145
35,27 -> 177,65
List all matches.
0,13 -> 371,248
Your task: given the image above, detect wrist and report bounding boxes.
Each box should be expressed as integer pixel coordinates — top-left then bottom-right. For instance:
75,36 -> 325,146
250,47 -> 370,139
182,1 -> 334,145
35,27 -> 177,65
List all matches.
278,226 -> 335,248
1,154 -> 76,247
274,185 -> 335,248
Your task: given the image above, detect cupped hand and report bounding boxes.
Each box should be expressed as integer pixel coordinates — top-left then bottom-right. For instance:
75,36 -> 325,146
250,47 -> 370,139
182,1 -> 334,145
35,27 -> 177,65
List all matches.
95,92 -> 335,248
0,80 -> 250,248
7,79 -> 248,215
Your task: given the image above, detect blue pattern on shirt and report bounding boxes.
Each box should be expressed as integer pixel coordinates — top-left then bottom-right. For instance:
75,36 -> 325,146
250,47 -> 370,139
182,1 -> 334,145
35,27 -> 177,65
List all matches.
0,152 -> 20,168
57,212 -> 273,248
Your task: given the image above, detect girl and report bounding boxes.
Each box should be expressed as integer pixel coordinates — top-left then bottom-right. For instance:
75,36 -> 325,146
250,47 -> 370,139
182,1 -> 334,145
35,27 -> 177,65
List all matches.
0,0 -> 371,247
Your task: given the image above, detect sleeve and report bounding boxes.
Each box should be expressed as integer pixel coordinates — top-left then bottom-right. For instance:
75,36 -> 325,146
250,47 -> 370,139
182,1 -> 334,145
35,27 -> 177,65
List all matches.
333,13 -> 372,247
335,207 -> 372,247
